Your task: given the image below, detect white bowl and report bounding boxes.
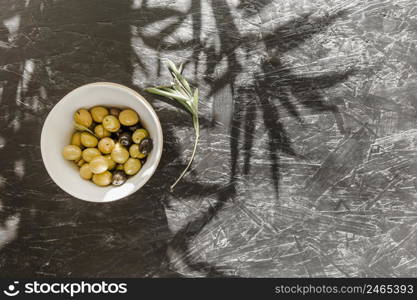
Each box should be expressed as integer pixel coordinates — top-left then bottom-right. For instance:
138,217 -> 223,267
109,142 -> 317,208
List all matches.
41,82 -> 163,202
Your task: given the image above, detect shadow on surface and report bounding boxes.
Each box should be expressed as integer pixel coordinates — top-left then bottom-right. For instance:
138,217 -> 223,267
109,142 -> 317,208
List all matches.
0,0 -> 354,277
163,8 -> 355,276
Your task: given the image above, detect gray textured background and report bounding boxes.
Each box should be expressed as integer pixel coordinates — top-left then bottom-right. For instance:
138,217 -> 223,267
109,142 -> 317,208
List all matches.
1,0 -> 417,277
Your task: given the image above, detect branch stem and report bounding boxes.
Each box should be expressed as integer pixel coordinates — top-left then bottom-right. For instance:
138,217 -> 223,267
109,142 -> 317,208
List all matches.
170,119 -> 199,191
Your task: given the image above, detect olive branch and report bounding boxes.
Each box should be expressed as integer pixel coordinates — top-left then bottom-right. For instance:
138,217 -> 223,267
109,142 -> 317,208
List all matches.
145,59 -> 199,191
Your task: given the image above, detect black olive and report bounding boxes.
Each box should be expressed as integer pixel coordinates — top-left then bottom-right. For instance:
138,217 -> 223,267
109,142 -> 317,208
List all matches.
129,124 -> 141,132
112,170 -> 127,186
110,132 -> 119,140
118,132 -> 132,147
139,138 -> 153,155
112,128 -> 124,139
109,107 -> 121,117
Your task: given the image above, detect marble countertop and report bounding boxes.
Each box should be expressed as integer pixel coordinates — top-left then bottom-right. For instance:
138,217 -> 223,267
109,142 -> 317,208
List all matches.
1,0 -> 417,277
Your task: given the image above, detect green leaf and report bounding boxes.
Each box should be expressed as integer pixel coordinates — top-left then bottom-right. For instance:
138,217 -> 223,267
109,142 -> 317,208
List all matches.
145,87 -> 193,114
181,77 -> 192,95
74,123 -> 97,137
193,88 -> 199,111
144,87 -> 189,103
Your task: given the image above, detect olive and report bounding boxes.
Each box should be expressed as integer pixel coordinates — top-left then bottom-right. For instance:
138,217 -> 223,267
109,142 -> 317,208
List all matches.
94,124 -> 111,139
92,171 -> 112,186
119,109 -> 139,126
111,128 -> 123,139
74,109 -> 93,128
124,158 -> 141,175
89,122 -> 98,130
111,143 -> 129,164
102,115 -> 121,132
98,137 -> 115,154
80,163 -> 93,180
104,155 -> 116,170
139,138 -> 153,155
109,107 -> 121,117
62,145 -> 82,160
80,132 -> 98,148
71,132 -> 83,147
129,144 -> 146,159
116,164 -> 124,171
118,132 -> 132,147
82,147 -> 101,162
128,124 -> 141,132
76,158 -> 86,167
89,156 -> 109,174
90,106 -> 109,123
132,128 -> 149,144
112,170 -> 127,186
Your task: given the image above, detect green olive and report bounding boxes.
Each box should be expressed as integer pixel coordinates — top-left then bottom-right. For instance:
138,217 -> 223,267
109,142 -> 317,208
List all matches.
92,171 -> 112,186
71,132 -> 83,147
129,144 -> 146,159
119,109 -> 139,126
62,145 -> 82,160
116,164 -> 124,170
89,156 -> 108,174
90,106 -> 109,123
124,158 -> 141,175
74,109 -> 93,128
80,132 -> 98,148
104,155 -> 116,170
132,128 -> 149,144
102,115 -> 121,132
98,137 -> 115,154
94,124 -> 111,138
111,143 -> 129,164
80,163 -> 93,180
82,148 -> 101,162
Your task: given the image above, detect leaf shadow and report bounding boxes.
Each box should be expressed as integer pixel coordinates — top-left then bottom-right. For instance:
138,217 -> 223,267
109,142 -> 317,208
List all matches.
0,0 -> 358,278
167,9 -> 356,276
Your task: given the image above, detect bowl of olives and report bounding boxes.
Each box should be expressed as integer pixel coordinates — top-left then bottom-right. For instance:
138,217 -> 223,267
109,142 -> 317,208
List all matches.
41,82 -> 163,202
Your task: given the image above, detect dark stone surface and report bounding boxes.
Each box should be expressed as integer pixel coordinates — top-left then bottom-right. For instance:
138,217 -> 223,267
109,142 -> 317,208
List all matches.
1,0 -> 417,277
